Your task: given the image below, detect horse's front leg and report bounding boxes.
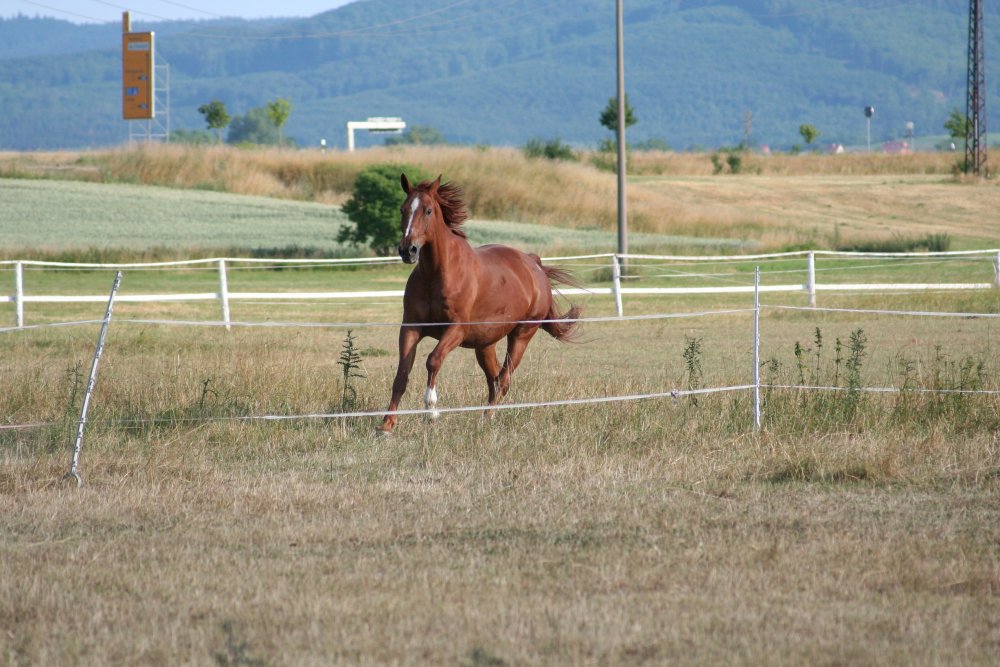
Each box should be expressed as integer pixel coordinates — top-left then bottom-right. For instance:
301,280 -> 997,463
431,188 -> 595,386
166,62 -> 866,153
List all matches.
379,324 -> 421,434
424,324 -> 466,421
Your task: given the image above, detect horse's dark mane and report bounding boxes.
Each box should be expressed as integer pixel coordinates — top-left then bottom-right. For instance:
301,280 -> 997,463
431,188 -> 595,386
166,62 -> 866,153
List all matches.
418,179 -> 468,238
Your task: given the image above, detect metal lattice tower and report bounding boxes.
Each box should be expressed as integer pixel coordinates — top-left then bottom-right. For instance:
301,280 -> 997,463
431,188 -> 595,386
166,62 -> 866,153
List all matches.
965,0 -> 988,176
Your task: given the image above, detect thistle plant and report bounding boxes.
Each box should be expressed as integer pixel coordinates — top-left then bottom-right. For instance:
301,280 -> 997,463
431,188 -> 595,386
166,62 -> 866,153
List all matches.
338,330 -> 366,411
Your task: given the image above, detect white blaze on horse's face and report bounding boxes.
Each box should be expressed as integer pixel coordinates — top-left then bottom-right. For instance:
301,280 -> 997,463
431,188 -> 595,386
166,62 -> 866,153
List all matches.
399,192 -> 434,264
404,196 -> 419,238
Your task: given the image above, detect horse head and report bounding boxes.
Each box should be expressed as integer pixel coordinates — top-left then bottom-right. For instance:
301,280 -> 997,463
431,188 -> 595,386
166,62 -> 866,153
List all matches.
398,173 -> 442,264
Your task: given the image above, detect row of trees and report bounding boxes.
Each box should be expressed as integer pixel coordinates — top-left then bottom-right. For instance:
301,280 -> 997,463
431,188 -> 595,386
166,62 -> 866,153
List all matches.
180,98 -> 293,146
180,93 -> 973,153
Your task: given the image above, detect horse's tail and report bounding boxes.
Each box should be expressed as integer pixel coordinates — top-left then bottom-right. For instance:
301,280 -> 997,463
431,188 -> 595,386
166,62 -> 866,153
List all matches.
540,263 -> 582,343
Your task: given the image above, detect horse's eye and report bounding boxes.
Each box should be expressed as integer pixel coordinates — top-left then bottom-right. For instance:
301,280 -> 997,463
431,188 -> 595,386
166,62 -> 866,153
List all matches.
425,207 -> 433,216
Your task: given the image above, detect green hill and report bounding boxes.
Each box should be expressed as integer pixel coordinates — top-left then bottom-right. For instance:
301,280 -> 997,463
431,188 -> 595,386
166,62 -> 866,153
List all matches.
0,0 -> 995,151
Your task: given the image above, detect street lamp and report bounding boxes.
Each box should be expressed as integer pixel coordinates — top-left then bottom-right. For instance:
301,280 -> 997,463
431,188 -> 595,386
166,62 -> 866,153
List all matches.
864,106 -> 875,152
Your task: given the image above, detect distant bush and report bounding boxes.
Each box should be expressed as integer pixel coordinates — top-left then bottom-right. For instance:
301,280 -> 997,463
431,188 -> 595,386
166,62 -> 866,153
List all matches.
169,129 -> 214,145
836,233 -> 951,253
633,138 -> 671,152
710,146 -> 744,174
384,125 -> 446,146
925,233 -> 952,252
227,107 -> 280,146
523,138 -> 578,161
590,138 -> 630,173
337,163 -> 432,256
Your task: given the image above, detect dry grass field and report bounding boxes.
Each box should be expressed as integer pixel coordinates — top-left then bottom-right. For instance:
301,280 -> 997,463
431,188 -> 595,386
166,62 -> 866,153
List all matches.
2,146 -> 999,665
3,145 -> 998,252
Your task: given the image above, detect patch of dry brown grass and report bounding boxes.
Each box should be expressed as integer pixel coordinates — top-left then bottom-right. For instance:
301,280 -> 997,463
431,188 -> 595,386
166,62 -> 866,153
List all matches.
3,288 -> 1000,664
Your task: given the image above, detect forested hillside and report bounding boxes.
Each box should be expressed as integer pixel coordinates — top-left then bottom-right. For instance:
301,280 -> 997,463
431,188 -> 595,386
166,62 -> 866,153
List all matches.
0,0 -> 995,151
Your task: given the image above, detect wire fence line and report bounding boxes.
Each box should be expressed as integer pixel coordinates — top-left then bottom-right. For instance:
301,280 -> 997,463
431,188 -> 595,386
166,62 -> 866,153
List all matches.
7,297 -> 1000,337
7,381 -> 1000,433
4,249 -> 1000,329
5,259 -> 1000,487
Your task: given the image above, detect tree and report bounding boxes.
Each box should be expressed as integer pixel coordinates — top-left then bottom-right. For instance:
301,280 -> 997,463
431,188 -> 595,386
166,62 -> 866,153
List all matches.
944,108 -> 970,140
337,164 -> 431,256
265,97 -> 292,146
227,107 -> 279,145
798,123 -> 819,146
197,100 -> 230,142
599,94 -> 637,133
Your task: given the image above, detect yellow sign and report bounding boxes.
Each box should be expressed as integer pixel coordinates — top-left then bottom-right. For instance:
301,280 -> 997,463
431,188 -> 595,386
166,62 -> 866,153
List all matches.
122,32 -> 154,119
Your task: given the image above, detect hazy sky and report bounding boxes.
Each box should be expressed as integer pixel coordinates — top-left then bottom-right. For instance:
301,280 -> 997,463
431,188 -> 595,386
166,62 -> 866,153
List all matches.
3,0 -> 355,24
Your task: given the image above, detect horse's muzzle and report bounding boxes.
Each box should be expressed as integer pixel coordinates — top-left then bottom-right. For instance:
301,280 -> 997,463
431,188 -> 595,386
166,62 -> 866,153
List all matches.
399,242 -> 420,264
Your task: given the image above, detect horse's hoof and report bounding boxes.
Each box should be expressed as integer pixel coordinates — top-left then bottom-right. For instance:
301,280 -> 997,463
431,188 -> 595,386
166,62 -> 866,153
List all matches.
376,428 -> 394,437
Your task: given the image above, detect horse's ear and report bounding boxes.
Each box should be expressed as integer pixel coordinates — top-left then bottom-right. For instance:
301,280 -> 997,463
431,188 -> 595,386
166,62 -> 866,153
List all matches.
429,175 -> 442,195
400,173 -> 411,194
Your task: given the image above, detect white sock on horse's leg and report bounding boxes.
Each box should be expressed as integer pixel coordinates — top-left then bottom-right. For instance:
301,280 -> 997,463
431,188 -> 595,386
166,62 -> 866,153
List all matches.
424,386 -> 440,421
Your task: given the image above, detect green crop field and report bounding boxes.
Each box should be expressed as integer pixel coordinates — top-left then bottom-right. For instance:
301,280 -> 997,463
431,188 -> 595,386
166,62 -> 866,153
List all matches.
0,178 -> 733,258
2,154 -> 999,666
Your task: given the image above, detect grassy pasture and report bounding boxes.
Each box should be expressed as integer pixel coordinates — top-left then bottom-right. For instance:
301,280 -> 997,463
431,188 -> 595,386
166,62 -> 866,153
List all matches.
3,271 -> 1000,665
2,150 -> 1000,665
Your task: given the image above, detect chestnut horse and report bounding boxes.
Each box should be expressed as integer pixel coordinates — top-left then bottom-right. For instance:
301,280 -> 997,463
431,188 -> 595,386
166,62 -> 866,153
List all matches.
379,174 -> 580,434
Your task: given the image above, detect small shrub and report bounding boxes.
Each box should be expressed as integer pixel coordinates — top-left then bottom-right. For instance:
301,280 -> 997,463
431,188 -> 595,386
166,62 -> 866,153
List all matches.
710,146 -> 744,175
926,233 -> 951,252
337,330 -> 366,411
710,153 -> 724,175
836,233 -> 951,253
337,163 -> 431,256
633,137 -> 671,152
726,152 -> 743,174
682,336 -> 704,405
523,138 -> 577,161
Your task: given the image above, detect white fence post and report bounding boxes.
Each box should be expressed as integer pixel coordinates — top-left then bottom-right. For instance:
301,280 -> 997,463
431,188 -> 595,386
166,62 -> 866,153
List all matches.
66,271 -> 122,487
612,254 -> 624,318
994,252 -> 1000,289
14,261 -> 24,328
807,251 -> 817,307
218,259 -> 231,331
753,266 -> 761,430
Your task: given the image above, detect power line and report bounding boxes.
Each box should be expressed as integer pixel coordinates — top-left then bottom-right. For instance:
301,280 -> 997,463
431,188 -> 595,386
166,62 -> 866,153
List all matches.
148,0 -> 233,19
83,0 -> 176,23
177,0 -> 561,42
15,0 -> 109,23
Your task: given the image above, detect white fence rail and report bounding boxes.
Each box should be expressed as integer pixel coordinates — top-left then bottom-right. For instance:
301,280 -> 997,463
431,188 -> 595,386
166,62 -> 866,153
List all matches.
3,250 -> 1000,329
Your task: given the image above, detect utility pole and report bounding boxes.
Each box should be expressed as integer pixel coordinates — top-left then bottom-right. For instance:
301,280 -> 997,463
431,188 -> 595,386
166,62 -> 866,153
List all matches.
865,106 -> 875,152
965,0 -> 988,176
615,0 -> 628,272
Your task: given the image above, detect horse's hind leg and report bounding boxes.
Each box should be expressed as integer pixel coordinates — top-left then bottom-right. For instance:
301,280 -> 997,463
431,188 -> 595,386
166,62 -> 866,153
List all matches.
474,343 -> 501,416
498,326 -> 539,398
